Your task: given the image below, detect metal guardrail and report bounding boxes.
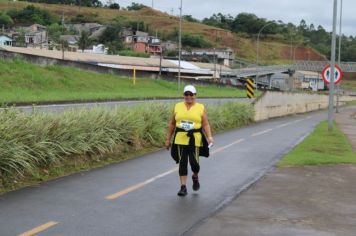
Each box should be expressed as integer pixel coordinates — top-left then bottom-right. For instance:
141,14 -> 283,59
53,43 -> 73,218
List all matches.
293,60 -> 356,72
230,65 -> 290,78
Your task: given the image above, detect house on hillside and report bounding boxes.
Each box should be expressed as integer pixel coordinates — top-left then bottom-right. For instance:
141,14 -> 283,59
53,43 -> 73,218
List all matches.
67,23 -> 102,34
182,47 -> 235,67
123,29 -> 162,55
65,23 -> 106,40
161,41 -> 178,51
23,24 -> 47,46
0,35 -> 12,46
123,30 -> 150,44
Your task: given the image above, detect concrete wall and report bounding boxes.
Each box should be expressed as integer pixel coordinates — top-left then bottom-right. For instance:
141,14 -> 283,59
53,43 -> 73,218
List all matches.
254,91 -> 356,121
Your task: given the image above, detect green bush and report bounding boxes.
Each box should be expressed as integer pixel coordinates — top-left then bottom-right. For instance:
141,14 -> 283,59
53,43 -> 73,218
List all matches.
182,33 -> 212,48
7,5 -> 58,26
118,50 -> 150,58
0,12 -> 13,28
0,102 -> 254,187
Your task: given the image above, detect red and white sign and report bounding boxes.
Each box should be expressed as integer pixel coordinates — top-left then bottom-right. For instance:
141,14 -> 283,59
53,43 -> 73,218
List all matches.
322,64 -> 343,84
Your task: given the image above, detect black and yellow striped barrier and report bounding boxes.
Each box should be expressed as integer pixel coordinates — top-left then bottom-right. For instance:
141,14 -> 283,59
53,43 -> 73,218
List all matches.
246,78 -> 255,98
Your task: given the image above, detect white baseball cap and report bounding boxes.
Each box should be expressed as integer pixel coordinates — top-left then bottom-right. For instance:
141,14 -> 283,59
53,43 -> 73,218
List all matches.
183,85 -> 197,94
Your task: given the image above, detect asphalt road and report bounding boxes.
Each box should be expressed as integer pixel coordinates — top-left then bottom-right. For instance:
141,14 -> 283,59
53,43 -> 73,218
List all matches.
0,110 -> 326,236
14,98 -> 252,113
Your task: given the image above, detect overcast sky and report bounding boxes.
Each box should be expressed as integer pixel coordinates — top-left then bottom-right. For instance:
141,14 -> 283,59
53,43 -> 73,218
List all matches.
119,0 -> 356,36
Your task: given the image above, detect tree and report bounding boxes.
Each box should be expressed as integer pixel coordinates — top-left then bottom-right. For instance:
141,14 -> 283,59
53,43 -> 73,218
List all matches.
127,2 -> 146,11
47,23 -> 66,43
109,3 -> 120,9
0,13 -> 14,28
8,5 -> 58,26
98,22 -> 123,55
183,15 -> 199,23
78,30 -> 91,52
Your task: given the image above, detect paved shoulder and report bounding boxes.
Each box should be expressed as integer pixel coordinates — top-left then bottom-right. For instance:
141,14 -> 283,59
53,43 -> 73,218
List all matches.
335,106 -> 356,151
188,165 -> 356,236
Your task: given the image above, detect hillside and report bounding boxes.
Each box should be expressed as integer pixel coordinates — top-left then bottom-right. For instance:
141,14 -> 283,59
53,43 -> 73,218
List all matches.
0,0 -> 326,64
0,59 -> 247,104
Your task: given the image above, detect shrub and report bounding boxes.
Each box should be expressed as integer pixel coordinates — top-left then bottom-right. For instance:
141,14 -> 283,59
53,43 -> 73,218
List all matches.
118,50 -> 150,58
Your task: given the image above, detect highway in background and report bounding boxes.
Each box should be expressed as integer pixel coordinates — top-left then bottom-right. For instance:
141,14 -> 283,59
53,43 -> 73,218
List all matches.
14,98 -> 253,113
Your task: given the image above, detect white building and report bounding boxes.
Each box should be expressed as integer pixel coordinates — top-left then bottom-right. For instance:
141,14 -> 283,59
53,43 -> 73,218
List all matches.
0,35 -> 12,46
24,24 -> 47,46
182,47 -> 235,67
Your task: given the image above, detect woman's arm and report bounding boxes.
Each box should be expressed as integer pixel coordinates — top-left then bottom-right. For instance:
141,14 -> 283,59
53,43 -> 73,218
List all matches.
202,110 -> 214,144
165,112 -> 176,150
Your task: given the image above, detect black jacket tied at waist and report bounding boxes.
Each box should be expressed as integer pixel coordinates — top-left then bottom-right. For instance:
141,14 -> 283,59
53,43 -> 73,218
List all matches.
170,127 -> 209,164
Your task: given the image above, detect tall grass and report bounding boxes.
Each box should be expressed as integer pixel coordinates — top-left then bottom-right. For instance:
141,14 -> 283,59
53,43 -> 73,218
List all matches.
0,102 -> 254,187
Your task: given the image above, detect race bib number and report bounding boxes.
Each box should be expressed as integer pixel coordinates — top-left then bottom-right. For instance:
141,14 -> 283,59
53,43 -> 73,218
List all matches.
180,120 -> 195,131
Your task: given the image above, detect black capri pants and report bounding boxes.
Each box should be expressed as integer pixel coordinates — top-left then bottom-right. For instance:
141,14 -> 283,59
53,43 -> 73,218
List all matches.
177,145 -> 200,176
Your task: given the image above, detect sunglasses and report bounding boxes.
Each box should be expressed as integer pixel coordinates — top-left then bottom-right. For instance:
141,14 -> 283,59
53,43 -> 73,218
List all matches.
184,92 -> 195,97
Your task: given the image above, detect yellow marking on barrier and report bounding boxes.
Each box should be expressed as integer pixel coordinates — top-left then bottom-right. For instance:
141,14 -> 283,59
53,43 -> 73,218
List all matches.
246,78 -> 255,98
18,221 -> 59,236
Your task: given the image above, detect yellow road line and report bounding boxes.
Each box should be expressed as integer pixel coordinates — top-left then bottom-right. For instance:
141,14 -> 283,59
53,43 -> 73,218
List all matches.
106,168 -> 178,200
106,138 -> 245,200
18,221 -> 59,236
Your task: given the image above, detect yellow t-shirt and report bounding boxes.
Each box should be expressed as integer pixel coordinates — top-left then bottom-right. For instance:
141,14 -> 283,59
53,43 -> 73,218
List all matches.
174,102 -> 204,146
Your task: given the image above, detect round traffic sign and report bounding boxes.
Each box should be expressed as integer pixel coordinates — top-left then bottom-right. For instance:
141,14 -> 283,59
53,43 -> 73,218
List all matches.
322,64 -> 343,84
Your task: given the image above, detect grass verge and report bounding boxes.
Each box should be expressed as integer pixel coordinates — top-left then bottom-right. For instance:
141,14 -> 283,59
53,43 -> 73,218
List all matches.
0,59 -> 249,105
277,121 -> 356,167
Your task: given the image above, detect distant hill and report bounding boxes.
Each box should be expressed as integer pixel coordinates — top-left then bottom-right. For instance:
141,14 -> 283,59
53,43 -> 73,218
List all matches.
0,0 -> 326,64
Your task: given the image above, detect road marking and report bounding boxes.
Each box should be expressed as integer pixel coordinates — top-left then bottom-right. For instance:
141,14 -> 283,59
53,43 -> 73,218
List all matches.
18,221 -> 59,236
251,128 -> 273,137
276,122 -> 292,128
211,139 -> 245,155
293,119 -> 304,123
106,138 -> 245,200
106,168 -> 178,200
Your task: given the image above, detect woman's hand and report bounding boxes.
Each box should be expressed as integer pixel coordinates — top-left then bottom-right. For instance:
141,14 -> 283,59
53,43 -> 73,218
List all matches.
165,139 -> 171,150
207,136 -> 214,145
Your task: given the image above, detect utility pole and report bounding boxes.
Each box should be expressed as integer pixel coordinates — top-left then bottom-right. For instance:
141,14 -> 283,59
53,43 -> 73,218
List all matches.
256,22 -> 273,91
159,50 -> 163,76
336,0 -> 343,113
213,30 -> 218,79
328,0 -> 338,131
178,0 -> 183,92
151,0 -> 154,9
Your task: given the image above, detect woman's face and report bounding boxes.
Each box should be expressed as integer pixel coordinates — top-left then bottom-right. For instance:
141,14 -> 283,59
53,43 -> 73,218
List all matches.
184,91 -> 196,104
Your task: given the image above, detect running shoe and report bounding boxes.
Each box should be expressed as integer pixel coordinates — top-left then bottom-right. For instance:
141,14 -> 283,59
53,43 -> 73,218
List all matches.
192,175 -> 200,191
177,185 -> 187,196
